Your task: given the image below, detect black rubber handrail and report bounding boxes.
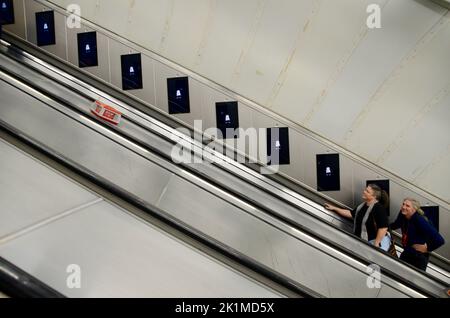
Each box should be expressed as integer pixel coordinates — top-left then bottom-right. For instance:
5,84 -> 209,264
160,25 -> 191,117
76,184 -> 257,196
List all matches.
0,256 -> 65,298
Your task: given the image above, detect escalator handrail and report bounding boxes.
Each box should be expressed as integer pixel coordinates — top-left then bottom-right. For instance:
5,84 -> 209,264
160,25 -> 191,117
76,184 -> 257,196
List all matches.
0,41 -> 448,296
0,256 -> 65,298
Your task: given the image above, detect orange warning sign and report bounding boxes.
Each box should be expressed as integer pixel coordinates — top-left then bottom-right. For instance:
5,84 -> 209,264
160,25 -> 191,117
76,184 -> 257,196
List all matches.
91,100 -> 122,125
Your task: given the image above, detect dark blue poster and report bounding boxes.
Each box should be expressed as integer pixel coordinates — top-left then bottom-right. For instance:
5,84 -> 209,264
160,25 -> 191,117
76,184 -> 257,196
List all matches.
421,206 -> 439,231
316,153 -> 340,192
121,53 -> 143,90
77,31 -> 98,68
36,11 -> 56,47
267,127 -> 290,165
0,0 -> 14,25
167,77 -> 190,114
216,101 -> 239,139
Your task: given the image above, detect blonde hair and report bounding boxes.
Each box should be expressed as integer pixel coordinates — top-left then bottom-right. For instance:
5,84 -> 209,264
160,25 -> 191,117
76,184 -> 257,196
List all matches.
403,198 -> 426,217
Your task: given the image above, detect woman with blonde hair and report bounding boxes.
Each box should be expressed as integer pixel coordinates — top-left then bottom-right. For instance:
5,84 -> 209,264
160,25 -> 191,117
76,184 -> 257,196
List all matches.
390,198 -> 445,271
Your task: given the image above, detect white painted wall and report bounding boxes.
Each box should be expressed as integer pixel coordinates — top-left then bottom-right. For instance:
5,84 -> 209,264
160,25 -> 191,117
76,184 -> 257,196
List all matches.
47,0 -> 450,203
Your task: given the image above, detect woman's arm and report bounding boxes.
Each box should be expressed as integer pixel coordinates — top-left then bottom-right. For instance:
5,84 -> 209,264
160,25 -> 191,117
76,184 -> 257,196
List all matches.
374,227 -> 388,248
373,204 -> 389,247
415,215 -> 445,252
324,203 -> 353,219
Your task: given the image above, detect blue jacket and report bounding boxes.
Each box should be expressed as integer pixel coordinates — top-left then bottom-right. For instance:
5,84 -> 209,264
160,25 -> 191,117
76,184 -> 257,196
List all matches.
390,211 -> 445,254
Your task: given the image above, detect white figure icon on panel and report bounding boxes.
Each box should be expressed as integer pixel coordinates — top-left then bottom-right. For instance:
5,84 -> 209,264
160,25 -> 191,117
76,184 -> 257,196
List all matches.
275,140 -> 281,150
43,23 -> 48,30
129,66 -> 135,74
225,114 -> 231,124
66,4 -> 82,29
2,2 -> 7,9
176,90 -> 182,98
326,167 -> 332,176
85,44 -> 90,52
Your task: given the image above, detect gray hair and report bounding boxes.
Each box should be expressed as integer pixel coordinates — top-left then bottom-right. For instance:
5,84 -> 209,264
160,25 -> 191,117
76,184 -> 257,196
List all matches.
367,184 -> 381,200
367,184 -> 389,209
403,198 -> 426,216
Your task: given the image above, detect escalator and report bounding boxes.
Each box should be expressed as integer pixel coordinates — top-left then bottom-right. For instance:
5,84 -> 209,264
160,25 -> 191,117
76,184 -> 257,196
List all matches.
0,37 -> 448,298
0,136 -> 287,297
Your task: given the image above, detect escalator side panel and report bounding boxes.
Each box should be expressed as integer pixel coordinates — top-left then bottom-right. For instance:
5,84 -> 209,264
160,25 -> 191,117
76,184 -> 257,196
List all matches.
0,139 -> 97,238
0,139 -> 281,297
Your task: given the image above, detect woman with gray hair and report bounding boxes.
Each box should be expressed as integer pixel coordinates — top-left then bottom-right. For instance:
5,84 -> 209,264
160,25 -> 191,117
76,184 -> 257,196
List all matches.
325,184 -> 390,251
390,198 -> 445,271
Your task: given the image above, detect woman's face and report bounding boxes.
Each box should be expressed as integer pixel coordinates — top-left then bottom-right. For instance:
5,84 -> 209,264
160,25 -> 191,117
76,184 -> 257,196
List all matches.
362,186 -> 375,201
401,200 -> 416,218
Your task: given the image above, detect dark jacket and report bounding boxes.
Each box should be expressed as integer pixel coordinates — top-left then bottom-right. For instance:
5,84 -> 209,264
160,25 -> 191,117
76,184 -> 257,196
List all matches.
390,211 -> 445,254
